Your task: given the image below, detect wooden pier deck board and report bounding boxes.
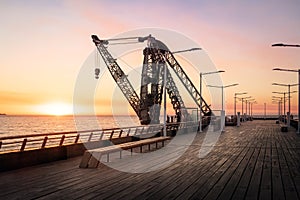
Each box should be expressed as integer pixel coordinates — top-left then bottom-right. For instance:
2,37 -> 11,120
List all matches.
0,121 -> 300,200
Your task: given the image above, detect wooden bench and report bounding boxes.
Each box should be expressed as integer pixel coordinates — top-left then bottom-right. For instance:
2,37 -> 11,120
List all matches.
79,136 -> 171,168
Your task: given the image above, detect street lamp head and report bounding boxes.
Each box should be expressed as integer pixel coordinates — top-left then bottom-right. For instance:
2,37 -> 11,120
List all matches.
235,92 -> 247,96
172,47 -> 202,54
201,70 -> 225,76
272,82 -> 299,87
238,96 -> 252,100
224,83 -> 239,88
271,43 -> 300,48
273,68 -> 299,72
272,43 -> 284,47
272,83 -> 283,86
190,47 -> 202,51
272,91 -> 285,94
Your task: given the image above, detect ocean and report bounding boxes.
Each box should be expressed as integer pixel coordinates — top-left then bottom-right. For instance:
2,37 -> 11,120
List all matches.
0,115 -> 140,137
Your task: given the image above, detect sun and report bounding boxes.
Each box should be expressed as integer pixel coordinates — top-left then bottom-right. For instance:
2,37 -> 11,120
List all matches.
36,102 -> 73,116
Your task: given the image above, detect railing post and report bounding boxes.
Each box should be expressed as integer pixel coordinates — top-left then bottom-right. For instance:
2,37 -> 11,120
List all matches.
100,131 -> 104,140
0,141 -> 2,149
146,127 -> 150,134
41,136 -> 48,148
109,130 -> 114,140
74,134 -> 80,143
140,127 -> 144,135
134,128 -> 138,135
59,135 -> 65,146
118,130 -> 123,138
127,129 -> 131,137
88,132 -> 93,142
20,138 -> 27,151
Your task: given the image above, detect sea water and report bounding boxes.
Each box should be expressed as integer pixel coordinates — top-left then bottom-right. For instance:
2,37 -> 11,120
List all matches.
0,115 -> 140,137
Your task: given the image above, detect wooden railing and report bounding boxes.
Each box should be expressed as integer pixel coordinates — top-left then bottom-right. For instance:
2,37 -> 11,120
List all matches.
0,121 -> 200,153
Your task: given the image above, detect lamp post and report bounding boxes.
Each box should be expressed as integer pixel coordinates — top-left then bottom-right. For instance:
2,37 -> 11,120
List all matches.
206,83 -> 239,111
199,70 -> 225,132
207,83 -> 238,131
272,96 -> 283,118
272,91 -> 287,123
272,43 -> 300,133
238,96 -> 252,121
250,101 -> 257,118
273,91 -> 297,124
272,82 -> 298,127
247,99 -> 255,119
234,92 -> 247,116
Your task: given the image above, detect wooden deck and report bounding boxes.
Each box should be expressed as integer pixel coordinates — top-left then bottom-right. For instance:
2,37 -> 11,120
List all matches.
0,120 -> 300,200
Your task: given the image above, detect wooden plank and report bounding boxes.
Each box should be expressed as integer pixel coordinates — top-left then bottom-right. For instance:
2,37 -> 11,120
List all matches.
244,146 -> 265,199
271,130 -> 285,200
217,146 -> 256,200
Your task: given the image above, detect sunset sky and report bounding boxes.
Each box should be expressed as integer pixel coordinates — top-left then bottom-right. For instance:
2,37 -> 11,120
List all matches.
1,0 -> 300,116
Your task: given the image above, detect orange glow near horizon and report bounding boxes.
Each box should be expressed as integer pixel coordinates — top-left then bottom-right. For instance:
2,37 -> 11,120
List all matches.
34,102 -> 73,116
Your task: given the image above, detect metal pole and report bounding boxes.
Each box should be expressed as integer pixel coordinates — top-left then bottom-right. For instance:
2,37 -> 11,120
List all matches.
280,98 -> 282,118
234,94 -> 236,116
298,70 -> 300,134
283,92 -> 286,124
245,100 -> 248,119
241,99 -> 244,121
222,87 -> 224,111
199,73 -> 202,132
264,103 -> 266,119
278,101 -> 280,119
163,64 -> 167,137
288,85 -> 291,127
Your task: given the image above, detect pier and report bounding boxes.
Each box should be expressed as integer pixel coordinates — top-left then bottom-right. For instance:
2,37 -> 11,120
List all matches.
0,120 -> 299,199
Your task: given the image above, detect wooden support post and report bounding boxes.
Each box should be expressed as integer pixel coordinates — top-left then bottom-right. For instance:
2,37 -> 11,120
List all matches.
59,135 -> 65,146
140,145 -> 143,153
74,134 -> 80,143
107,153 -> 109,162
88,132 -> 93,142
148,143 -> 151,151
41,136 -> 48,148
109,130 -> 114,140
20,138 -> 27,151
0,141 -> 2,149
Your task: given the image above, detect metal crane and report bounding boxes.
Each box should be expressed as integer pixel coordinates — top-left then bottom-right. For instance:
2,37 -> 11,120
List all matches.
91,34 -> 212,125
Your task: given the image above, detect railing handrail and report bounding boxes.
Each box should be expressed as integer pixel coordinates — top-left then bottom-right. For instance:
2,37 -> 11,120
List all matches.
0,121 -> 202,153
0,122 -> 177,140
